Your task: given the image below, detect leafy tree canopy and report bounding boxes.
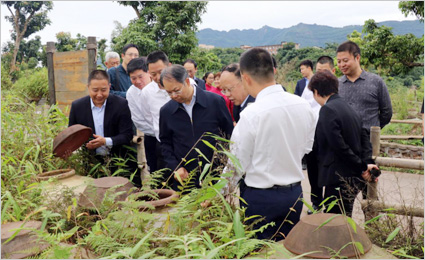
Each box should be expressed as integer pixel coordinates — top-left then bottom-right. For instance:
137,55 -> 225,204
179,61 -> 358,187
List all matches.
113,1 -> 207,64
2,1 -> 53,72
399,1 -> 424,22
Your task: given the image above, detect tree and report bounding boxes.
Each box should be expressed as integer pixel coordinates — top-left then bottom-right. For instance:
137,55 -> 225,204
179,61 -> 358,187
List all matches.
361,19 -> 424,75
2,1 -> 53,73
113,1 -> 207,63
399,1 -> 424,22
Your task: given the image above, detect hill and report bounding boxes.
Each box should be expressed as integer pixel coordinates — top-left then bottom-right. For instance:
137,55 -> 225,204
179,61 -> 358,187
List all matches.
196,20 -> 424,48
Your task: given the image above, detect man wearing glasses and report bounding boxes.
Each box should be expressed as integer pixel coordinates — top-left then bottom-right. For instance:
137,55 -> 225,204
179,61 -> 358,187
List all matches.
107,44 -> 140,98
219,63 -> 255,124
159,65 -> 234,190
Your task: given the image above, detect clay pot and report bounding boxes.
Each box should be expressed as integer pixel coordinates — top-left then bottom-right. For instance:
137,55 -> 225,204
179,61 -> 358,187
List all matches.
284,213 -> 372,258
133,189 -> 179,210
78,177 -> 136,209
1,221 -> 49,259
53,124 -> 92,159
37,168 -> 75,181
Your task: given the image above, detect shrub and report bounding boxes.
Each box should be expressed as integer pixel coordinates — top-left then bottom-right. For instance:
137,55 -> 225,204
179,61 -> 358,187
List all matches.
13,67 -> 49,101
1,63 -> 13,90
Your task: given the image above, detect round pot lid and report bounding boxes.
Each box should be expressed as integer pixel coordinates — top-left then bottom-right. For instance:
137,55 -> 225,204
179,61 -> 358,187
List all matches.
53,124 -> 92,159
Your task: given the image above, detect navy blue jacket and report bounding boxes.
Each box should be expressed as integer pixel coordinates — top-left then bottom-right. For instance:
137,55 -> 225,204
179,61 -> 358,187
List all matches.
159,87 -> 233,174
294,78 -> 307,96
233,95 -> 256,123
107,65 -> 132,98
194,77 -> 206,90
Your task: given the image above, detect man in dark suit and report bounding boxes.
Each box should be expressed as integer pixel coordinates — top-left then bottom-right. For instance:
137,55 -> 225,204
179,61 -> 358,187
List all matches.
294,59 -> 314,96
308,70 -> 378,216
68,70 -> 139,186
183,59 -> 206,90
159,65 -> 233,190
219,63 -> 255,124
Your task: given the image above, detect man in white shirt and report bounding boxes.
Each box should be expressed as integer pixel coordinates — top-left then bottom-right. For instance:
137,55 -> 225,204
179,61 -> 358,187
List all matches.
232,48 -> 316,241
138,51 -> 171,174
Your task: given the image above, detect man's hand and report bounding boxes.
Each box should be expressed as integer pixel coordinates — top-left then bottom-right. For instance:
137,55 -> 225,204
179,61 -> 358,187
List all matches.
361,164 -> 379,182
174,167 -> 189,183
86,134 -> 106,150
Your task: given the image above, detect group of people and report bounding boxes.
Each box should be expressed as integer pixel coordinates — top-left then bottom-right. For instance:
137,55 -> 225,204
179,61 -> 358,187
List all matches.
68,40 -> 393,241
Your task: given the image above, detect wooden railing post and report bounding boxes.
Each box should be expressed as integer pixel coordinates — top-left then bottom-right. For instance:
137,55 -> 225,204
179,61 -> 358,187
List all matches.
368,126 -> 380,201
87,36 -> 97,74
46,42 -> 56,105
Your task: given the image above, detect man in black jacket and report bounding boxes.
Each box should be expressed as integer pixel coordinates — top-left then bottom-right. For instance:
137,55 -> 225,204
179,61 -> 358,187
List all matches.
309,70 -> 378,216
159,65 -> 233,190
69,70 -> 140,186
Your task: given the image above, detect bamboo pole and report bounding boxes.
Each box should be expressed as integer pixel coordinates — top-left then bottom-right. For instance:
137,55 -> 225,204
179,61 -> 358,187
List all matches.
134,130 -> 150,183
390,119 -> 423,125
375,157 -> 424,170
361,201 -> 424,218
46,42 -> 56,105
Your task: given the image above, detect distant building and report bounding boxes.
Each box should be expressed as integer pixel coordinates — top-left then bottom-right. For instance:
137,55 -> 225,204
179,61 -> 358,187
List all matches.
199,44 -> 215,50
240,41 -> 300,55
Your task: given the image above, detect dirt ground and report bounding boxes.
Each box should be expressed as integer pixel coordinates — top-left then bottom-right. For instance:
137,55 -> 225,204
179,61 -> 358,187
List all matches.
300,170 -> 424,225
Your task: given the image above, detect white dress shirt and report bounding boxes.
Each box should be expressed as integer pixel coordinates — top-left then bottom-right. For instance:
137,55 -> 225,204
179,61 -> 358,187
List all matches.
230,84 -> 316,188
140,81 -> 171,141
182,85 -> 196,120
300,79 -> 321,118
90,98 -> 113,156
127,85 -> 155,136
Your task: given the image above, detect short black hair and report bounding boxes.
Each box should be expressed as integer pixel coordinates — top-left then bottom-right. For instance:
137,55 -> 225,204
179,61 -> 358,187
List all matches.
183,59 -> 197,69
160,64 -> 189,87
146,50 -> 169,65
337,40 -> 361,58
221,63 -> 241,79
88,69 -> 109,84
127,57 -> 148,75
203,72 -> 213,81
239,48 -> 274,83
299,60 -> 313,70
122,43 -> 139,55
316,55 -> 334,69
308,70 -> 339,97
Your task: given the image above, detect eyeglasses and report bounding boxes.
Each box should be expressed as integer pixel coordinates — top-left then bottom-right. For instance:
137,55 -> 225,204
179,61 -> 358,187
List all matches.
221,82 -> 239,95
167,89 -> 183,97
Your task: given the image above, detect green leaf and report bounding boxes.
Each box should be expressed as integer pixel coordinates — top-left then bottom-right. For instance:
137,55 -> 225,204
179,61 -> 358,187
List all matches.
314,214 -> 340,232
385,227 -> 400,243
364,214 -> 384,225
220,150 -> 242,171
129,230 -> 154,257
354,242 -> 364,254
346,217 -> 357,233
201,139 -> 217,151
194,148 -> 211,163
325,198 -> 338,213
233,209 -> 245,246
199,163 -> 211,183
300,198 -> 315,213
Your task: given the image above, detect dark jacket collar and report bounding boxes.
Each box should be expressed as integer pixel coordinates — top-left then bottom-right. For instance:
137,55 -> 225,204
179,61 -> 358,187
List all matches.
169,86 -> 207,114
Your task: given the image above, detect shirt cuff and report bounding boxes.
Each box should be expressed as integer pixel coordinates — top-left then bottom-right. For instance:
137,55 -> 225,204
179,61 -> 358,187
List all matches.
105,137 -> 113,148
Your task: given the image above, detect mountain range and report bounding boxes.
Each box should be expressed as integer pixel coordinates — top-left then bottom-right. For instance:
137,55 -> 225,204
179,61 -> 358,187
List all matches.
196,20 -> 424,48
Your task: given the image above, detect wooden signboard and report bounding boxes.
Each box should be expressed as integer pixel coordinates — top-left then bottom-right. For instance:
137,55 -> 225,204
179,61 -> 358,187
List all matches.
47,36 -> 97,116
53,50 -> 89,115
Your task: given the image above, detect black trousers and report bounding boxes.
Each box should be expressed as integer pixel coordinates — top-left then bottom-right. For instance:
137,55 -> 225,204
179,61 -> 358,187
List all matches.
324,177 -> 364,217
144,135 -> 166,174
305,148 -> 323,207
240,180 -> 303,241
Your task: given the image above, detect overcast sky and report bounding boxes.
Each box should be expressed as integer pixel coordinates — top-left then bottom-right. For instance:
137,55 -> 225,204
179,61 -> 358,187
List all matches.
1,1 -> 418,50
